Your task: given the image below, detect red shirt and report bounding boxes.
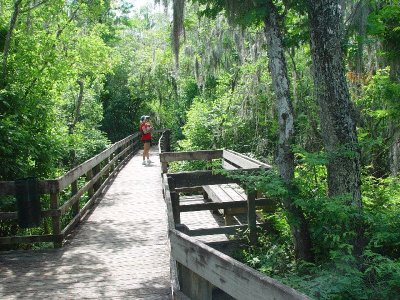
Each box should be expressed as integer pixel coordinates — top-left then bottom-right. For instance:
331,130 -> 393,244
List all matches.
140,122 -> 152,141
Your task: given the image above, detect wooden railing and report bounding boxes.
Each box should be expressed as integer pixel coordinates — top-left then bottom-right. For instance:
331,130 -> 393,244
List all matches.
160,149 -> 274,243
0,129 -> 170,248
161,151 -> 310,299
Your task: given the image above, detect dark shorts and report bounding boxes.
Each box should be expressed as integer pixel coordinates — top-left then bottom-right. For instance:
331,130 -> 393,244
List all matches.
142,140 -> 152,145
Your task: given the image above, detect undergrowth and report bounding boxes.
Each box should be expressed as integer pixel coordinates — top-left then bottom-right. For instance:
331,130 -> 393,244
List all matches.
229,153 -> 400,299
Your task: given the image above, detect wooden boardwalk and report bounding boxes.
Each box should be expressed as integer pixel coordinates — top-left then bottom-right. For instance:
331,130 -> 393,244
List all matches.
0,148 -> 171,299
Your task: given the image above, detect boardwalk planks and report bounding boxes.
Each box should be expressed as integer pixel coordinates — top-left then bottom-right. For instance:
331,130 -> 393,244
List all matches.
0,147 -> 171,299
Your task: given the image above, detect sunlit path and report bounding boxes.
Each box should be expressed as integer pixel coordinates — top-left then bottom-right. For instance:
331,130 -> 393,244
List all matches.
0,148 -> 171,299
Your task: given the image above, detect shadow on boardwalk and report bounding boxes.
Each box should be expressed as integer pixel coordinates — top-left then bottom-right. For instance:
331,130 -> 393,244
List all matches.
0,149 -> 171,299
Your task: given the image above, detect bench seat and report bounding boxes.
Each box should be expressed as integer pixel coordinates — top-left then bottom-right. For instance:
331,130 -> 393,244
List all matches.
202,184 -> 249,225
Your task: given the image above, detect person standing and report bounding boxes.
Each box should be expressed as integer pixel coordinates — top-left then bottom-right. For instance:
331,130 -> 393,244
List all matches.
139,115 -> 153,165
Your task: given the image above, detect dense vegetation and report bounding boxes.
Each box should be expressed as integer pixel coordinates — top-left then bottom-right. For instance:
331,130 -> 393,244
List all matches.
1,0 -> 400,298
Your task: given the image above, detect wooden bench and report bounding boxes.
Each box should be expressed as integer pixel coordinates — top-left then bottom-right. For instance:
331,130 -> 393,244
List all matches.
202,150 -> 275,226
202,183 -> 248,225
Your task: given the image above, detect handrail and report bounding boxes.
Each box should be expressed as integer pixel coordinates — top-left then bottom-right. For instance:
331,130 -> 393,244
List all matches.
0,130 -> 170,248
57,133 -> 138,191
170,229 -> 310,300
162,169 -> 309,299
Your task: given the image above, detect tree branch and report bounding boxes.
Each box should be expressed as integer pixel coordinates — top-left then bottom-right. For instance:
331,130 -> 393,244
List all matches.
72,80 -> 84,128
1,0 -> 23,89
20,0 -> 51,14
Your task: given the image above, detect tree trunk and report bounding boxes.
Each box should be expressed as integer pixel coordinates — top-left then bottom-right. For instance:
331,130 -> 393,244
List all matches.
307,0 -> 364,259
73,80 -> 84,127
69,79 -> 84,168
355,1 -> 369,76
1,0 -> 23,89
264,0 -> 314,262
389,123 -> 400,177
172,0 -> 185,69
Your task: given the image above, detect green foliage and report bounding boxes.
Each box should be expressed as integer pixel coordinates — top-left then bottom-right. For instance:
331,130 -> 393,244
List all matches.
1,1 -> 400,297
368,5 -> 400,59
235,230 -> 295,276
235,160 -> 400,299
358,68 -> 400,119
101,65 -> 140,142
179,97 -> 215,150
363,175 -> 400,258
0,0 -> 115,179
355,68 -> 400,175
220,168 -> 288,197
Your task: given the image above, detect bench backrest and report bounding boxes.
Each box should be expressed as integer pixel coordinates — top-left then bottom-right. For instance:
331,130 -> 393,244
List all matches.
222,150 -> 271,170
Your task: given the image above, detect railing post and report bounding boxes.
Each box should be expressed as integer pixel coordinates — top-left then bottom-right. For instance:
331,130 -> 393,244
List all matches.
161,162 -> 168,174
165,129 -> 171,152
247,190 -> 257,244
125,141 -> 131,159
103,157 -> 110,181
50,192 -> 62,248
93,164 -> 101,192
133,136 -> 138,154
171,191 -> 181,224
109,153 -> 115,174
168,176 -> 180,224
122,144 -> 126,161
178,264 -> 213,300
87,169 -> 94,199
71,180 -> 79,217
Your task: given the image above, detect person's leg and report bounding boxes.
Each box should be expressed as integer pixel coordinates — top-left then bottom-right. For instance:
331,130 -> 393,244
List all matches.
145,141 -> 153,163
142,142 -> 146,164
146,143 -> 150,159
144,142 -> 150,160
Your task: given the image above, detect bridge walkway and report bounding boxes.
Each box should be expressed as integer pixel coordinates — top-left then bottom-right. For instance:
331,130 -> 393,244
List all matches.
0,148 -> 171,299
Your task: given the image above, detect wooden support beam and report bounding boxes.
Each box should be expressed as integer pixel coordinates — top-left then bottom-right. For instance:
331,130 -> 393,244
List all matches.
167,175 -> 182,225
247,190 -> 257,244
71,180 -> 79,217
179,198 -> 274,212
0,234 -> 62,245
178,264 -> 213,300
161,162 -> 168,174
92,164 -> 101,192
162,174 -> 176,230
182,225 -> 249,236
175,186 -> 203,193
171,191 -> 181,224
160,150 -> 223,163
0,180 -> 59,195
87,169 -> 94,199
0,209 -> 60,221
167,170 -> 240,188
50,192 -> 62,248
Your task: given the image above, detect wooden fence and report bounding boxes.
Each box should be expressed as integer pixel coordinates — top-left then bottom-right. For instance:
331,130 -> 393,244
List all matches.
0,129 -> 169,248
161,149 -> 310,299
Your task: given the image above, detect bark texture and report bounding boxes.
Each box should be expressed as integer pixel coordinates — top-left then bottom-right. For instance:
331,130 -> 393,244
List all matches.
307,0 -> 364,258
1,0 -> 23,89
264,0 -> 313,262
172,0 -> 185,68
69,79 -> 84,168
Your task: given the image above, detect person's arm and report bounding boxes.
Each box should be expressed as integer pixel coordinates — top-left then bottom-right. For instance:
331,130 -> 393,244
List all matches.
142,123 -> 153,134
